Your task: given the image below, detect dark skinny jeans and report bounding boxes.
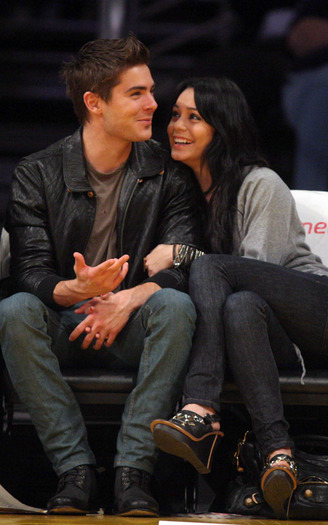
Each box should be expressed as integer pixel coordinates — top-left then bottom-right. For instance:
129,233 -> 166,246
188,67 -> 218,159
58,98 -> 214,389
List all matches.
184,254 -> 328,456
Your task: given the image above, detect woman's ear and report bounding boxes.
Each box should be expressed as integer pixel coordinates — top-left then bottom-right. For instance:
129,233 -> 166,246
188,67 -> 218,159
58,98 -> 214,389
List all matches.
83,91 -> 102,116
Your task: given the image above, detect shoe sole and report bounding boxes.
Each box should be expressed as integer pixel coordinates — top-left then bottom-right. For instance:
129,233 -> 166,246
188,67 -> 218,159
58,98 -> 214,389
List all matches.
117,508 -> 159,517
47,506 -> 90,514
151,420 -> 223,474
262,468 -> 296,519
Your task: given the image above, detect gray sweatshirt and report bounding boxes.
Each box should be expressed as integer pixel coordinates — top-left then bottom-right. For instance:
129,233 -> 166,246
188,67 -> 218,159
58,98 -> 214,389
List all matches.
233,167 -> 328,277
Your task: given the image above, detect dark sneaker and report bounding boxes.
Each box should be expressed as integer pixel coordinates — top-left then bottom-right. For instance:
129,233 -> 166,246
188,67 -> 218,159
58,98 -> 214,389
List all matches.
151,409 -> 223,474
115,466 -> 159,516
47,464 -> 97,514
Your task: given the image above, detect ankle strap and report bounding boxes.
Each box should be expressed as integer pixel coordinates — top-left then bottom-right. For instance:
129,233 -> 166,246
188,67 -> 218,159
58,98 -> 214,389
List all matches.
203,413 -> 221,424
174,410 -> 220,426
265,454 -> 298,476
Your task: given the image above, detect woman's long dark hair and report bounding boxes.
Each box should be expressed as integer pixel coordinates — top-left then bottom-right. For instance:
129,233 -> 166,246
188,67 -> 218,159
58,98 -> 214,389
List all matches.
175,77 -> 267,254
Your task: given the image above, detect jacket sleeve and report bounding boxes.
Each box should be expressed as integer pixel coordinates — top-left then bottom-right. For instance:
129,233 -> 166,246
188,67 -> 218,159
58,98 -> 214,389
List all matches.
7,161 -> 63,305
144,162 -> 204,292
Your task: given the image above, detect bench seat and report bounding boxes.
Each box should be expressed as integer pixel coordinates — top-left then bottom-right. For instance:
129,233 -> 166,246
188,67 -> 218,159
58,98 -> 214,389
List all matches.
3,367 -> 328,433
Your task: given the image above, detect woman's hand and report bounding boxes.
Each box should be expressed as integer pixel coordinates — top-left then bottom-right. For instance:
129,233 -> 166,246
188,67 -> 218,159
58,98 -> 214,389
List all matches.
143,244 -> 175,276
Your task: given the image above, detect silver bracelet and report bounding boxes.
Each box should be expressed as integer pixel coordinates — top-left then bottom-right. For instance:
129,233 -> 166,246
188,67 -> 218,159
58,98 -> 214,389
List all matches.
173,244 -> 205,268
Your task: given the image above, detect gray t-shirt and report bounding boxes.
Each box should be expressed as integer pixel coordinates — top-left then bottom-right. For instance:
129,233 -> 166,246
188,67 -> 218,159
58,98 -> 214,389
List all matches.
233,167 -> 328,276
84,160 -> 126,266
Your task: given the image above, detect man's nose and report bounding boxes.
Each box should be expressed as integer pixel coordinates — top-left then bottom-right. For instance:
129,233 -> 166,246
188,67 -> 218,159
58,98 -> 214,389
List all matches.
144,93 -> 158,111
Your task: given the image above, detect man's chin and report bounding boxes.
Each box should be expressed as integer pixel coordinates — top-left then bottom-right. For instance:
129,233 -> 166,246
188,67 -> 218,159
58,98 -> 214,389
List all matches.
134,129 -> 153,142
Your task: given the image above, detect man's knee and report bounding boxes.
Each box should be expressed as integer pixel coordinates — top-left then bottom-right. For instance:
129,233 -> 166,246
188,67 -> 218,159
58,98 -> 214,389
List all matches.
146,288 -> 196,325
0,292 -> 56,373
0,292 -> 46,324
0,293 -> 49,359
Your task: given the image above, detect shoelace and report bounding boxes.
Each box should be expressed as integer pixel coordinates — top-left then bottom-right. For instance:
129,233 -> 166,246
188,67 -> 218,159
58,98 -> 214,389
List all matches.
58,466 -> 87,490
121,467 -> 151,492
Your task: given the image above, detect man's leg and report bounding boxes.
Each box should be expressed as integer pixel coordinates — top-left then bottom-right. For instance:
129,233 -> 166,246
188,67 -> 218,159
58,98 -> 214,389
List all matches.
0,292 -> 96,513
110,288 -> 196,515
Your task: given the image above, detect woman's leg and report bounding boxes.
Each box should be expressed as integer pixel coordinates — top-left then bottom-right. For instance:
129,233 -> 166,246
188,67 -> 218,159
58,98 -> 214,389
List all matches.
224,290 -> 297,456
224,289 -> 302,518
184,254 -> 328,414
152,254 -> 328,478
183,256 -> 232,412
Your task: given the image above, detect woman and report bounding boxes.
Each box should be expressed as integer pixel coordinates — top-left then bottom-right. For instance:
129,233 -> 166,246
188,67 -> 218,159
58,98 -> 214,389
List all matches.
147,77 -> 328,518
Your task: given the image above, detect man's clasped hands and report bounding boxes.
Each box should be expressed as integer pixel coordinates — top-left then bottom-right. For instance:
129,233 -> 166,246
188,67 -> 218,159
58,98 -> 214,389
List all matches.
69,244 -> 170,350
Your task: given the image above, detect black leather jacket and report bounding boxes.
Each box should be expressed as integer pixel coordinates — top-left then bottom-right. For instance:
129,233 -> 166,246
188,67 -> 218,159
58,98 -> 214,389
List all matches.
7,129 -> 203,307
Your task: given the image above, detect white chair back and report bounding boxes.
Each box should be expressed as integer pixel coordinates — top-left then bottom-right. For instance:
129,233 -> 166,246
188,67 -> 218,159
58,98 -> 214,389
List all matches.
291,190 -> 328,267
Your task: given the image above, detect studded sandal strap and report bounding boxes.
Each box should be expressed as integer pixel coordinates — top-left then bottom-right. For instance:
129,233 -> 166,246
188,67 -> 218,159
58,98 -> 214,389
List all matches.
265,454 -> 298,477
173,410 -> 220,426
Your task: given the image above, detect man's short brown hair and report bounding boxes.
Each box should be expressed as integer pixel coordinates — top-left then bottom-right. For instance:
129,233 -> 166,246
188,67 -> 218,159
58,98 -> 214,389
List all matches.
61,33 -> 150,123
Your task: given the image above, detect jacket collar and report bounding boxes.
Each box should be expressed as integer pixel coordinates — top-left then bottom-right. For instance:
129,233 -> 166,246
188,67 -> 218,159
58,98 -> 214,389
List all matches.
63,128 -> 90,192
127,140 -> 166,178
63,128 -> 166,192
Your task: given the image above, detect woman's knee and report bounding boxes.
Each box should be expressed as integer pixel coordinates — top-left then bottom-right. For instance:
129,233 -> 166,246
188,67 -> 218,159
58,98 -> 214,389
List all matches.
189,253 -> 236,289
224,291 -> 266,324
190,254 -> 218,280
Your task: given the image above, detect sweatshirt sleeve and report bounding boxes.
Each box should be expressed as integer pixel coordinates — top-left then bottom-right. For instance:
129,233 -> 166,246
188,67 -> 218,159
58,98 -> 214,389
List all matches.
236,168 -> 303,265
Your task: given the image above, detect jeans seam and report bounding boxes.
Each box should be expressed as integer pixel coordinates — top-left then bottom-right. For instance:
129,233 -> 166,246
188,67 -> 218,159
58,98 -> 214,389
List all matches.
120,303 -> 152,461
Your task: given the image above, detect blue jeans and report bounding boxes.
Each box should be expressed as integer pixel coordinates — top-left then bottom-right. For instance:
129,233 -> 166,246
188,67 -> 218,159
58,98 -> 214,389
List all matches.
185,254 -> 328,455
0,288 -> 196,475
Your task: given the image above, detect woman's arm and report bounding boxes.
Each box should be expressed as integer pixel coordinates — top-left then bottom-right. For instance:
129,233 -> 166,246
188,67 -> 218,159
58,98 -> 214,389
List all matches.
144,243 -> 205,277
237,168 -> 303,265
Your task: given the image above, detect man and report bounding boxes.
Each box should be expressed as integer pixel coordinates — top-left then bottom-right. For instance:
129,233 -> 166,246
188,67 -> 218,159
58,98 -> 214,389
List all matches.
0,34 -> 202,516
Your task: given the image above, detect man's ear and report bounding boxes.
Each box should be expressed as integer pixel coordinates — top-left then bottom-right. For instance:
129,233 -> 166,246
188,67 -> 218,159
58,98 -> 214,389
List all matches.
83,91 -> 102,115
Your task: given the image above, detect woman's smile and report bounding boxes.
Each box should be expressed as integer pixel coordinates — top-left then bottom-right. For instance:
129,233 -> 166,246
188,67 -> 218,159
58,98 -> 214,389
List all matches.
167,87 -> 214,177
